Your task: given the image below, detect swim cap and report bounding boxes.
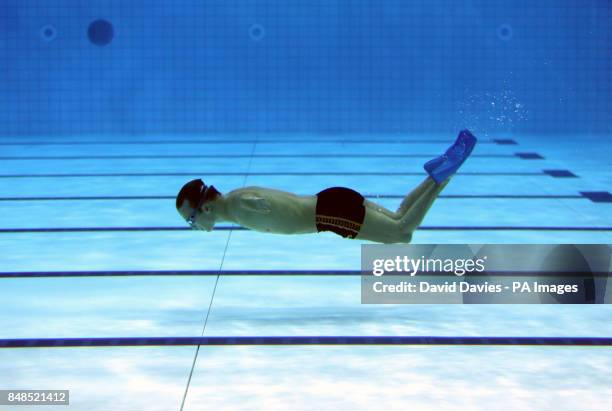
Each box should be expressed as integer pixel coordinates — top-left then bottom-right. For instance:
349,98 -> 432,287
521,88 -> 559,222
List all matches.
176,178 -> 220,210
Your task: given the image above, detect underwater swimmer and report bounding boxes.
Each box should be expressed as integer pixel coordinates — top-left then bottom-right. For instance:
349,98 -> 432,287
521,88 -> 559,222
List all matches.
176,130 -> 477,244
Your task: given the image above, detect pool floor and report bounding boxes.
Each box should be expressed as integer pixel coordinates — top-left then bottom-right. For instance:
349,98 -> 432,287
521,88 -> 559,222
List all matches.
0,133 -> 611,410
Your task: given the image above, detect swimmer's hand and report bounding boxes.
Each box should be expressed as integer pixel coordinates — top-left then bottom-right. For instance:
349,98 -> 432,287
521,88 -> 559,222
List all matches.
238,193 -> 272,214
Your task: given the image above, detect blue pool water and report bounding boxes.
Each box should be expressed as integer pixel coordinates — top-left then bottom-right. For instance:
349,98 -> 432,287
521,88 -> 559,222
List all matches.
1,1 -> 611,410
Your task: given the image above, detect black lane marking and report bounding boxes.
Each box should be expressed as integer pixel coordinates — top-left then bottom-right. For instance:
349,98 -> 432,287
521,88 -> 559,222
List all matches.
1,336 -> 610,348
580,192 -> 612,203
543,169 -> 579,178
1,270 -> 608,278
515,152 -> 544,160
493,139 -> 518,145
0,172 -> 546,178
1,226 -> 610,234
0,194 -> 585,202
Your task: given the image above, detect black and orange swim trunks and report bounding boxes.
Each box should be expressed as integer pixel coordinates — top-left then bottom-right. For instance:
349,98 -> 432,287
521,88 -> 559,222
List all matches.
315,187 -> 366,239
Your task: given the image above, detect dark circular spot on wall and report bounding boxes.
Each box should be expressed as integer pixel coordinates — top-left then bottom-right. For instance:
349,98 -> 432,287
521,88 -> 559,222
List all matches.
88,19 -> 114,46
497,24 -> 513,41
249,24 -> 266,41
40,25 -> 57,42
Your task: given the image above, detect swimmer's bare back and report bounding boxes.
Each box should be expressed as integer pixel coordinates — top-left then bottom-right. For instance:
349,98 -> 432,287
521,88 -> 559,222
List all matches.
223,186 -> 318,235
175,130 -> 477,244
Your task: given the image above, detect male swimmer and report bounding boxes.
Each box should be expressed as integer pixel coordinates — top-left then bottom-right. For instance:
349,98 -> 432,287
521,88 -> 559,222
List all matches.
176,130 -> 477,244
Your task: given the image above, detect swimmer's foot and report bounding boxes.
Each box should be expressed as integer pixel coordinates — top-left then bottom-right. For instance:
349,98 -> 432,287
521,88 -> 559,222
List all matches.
424,129 -> 477,184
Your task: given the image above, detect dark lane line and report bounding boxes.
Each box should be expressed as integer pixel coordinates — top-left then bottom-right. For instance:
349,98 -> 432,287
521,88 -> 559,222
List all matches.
0,139 -> 503,146
0,336 -> 610,348
0,194 -> 584,201
1,226 -> 610,233
1,270 -> 607,278
0,171 -> 545,178
0,154 -> 513,160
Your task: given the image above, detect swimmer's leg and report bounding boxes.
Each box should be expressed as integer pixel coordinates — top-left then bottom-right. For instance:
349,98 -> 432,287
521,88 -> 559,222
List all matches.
358,179 -> 448,243
395,177 -> 437,217
393,129 -> 478,235
398,178 -> 450,235
357,131 -> 477,243
356,204 -> 407,243
363,177 -> 440,222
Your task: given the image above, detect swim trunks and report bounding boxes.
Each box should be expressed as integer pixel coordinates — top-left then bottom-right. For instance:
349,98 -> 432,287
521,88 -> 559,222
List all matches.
315,187 -> 366,239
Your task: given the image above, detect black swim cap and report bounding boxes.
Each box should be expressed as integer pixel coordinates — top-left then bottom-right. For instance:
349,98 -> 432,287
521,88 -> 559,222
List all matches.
176,179 -> 220,210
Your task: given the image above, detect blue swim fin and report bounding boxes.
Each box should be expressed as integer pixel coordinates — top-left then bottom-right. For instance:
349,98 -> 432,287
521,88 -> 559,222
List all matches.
424,129 -> 477,184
